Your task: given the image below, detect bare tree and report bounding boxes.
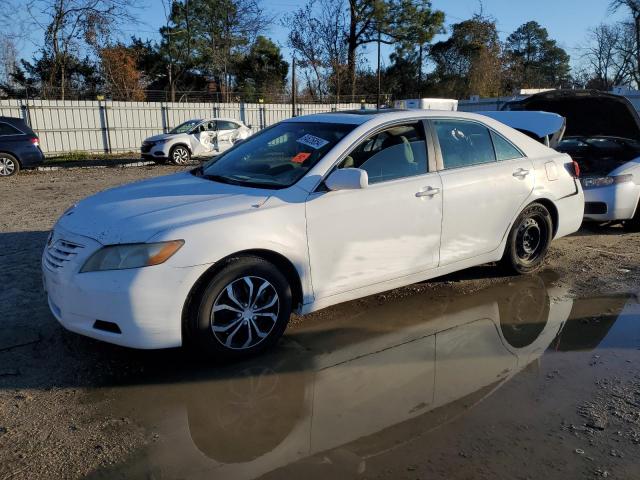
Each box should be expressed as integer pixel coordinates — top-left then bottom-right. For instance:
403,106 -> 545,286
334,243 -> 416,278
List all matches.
610,0 -> 640,84
0,36 -> 19,90
284,0 -> 348,100
581,23 -> 634,89
26,0 -> 137,99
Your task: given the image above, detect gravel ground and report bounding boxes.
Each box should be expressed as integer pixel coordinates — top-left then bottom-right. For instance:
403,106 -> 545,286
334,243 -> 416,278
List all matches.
1,166 -> 639,479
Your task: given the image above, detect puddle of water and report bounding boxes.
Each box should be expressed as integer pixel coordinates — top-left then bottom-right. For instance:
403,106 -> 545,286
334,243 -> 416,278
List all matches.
86,274 -> 640,480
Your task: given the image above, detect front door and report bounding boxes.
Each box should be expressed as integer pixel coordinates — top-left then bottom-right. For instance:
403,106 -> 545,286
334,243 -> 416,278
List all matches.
431,119 -> 535,265
306,122 -> 443,299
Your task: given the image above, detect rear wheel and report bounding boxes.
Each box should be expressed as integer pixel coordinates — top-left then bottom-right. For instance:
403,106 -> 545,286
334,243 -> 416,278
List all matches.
185,256 -> 292,360
170,145 -> 191,165
0,153 -> 20,177
501,203 -> 553,275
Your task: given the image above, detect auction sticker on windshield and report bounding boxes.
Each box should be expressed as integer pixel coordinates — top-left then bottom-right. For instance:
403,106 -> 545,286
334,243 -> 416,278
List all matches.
297,134 -> 329,149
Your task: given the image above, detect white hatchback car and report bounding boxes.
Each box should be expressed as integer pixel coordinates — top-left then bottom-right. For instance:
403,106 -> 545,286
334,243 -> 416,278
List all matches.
43,110 -> 584,359
141,118 -> 251,164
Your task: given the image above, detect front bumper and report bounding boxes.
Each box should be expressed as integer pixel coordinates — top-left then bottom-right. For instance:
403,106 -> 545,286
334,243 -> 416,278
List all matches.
141,143 -> 171,161
42,226 -> 211,349
582,181 -> 640,221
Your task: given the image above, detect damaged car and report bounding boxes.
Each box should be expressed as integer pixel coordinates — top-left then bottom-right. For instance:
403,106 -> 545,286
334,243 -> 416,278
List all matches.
141,118 -> 252,165
43,110 -> 583,359
503,90 -> 640,231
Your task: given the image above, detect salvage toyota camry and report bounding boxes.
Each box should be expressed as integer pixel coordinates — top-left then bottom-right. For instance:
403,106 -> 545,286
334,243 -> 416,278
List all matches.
42,110 -> 584,359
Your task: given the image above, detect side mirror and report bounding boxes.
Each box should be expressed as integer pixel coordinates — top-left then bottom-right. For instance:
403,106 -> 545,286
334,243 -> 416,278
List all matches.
325,168 -> 368,191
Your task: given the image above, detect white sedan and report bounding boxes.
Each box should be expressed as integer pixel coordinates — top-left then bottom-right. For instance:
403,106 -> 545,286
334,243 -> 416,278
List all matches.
141,118 -> 252,164
43,110 -> 584,359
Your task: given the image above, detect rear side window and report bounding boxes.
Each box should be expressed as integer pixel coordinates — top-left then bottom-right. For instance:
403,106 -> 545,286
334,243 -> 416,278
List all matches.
217,121 -> 239,130
491,131 -> 523,161
0,122 -> 22,135
434,120 -> 496,169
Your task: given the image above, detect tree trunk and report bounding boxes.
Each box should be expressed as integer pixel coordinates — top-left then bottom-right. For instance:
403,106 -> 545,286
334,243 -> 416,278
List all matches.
348,1 -> 358,98
635,15 -> 640,86
418,44 -> 423,95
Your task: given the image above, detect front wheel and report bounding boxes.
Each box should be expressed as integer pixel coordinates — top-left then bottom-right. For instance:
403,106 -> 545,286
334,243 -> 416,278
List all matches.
185,256 -> 292,360
170,145 -> 191,165
501,203 -> 553,275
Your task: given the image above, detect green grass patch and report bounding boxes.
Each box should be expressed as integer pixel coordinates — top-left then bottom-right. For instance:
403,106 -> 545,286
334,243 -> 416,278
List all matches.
45,151 -> 139,164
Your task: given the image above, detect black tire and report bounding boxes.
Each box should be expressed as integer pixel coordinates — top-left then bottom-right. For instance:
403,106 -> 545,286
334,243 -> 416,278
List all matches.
0,153 -> 20,177
501,203 -> 553,275
623,200 -> 640,232
169,145 -> 191,165
185,256 -> 292,360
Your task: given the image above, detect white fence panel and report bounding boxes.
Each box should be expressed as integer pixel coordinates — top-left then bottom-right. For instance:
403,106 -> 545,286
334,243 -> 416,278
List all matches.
0,99 -> 377,156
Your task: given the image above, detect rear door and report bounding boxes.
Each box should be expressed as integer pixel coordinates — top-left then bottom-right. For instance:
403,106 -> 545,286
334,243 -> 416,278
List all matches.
215,120 -> 241,152
430,119 -> 534,265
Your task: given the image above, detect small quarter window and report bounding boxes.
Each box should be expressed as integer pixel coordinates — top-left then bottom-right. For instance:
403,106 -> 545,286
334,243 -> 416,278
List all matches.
434,120 -> 496,169
491,131 -> 523,161
0,122 -> 22,135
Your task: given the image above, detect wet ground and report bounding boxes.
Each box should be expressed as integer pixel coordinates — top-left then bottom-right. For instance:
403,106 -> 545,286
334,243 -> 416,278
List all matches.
1,167 -> 640,479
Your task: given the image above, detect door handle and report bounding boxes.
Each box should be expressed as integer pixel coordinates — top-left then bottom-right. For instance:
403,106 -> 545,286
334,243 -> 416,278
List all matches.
513,168 -> 530,178
416,187 -> 440,197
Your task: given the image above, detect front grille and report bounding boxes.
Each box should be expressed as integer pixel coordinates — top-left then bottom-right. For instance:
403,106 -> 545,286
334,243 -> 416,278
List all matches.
44,239 -> 84,270
141,142 -> 152,153
585,202 -> 608,215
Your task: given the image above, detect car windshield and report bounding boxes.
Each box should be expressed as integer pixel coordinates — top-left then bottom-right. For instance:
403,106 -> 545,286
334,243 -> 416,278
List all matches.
196,121 -> 356,189
170,120 -> 201,134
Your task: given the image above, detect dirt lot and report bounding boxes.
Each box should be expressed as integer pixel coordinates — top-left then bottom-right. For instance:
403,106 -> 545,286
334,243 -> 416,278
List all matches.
1,166 -> 640,480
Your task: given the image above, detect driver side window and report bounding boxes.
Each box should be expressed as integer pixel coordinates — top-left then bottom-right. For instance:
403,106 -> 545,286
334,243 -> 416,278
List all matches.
337,122 -> 428,184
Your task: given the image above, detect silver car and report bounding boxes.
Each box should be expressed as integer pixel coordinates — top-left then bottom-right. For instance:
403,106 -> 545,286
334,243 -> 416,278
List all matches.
141,118 -> 252,165
503,90 -> 640,231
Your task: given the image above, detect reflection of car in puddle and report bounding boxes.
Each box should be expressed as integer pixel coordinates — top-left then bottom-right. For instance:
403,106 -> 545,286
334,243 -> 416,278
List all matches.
93,276 -> 635,480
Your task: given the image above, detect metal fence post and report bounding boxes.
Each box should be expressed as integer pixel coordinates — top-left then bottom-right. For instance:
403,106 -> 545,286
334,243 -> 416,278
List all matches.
99,101 -> 113,154
20,101 -> 32,127
239,102 -> 246,124
161,103 -> 168,133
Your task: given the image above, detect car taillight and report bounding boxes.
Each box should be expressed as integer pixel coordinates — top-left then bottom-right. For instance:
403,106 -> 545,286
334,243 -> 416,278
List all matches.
564,159 -> 580,178
30,137 -> 39,147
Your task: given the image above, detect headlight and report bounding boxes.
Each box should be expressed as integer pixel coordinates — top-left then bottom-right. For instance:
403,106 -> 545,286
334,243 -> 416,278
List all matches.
154,139 -> 168,145
80,240 -> 184,273
581,174 -> 633,189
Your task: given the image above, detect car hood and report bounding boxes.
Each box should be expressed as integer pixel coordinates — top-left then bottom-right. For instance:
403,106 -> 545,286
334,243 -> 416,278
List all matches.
56,172 -> 270,244
145,133 -> 186,142
503,90 -> 640,140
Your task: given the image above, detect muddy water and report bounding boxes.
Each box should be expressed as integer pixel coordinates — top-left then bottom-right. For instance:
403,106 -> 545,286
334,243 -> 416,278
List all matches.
87,274 -> 640,480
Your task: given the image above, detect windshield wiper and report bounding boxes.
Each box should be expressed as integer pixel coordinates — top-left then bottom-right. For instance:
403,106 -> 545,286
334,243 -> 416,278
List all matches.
201,174 -> 243,186
200,173 -> 282,189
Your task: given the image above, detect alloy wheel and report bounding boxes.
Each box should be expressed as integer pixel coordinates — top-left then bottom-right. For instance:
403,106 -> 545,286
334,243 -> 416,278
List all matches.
0,157 -> 16,176
211,276 -> 280,350
172,147 -> 189,165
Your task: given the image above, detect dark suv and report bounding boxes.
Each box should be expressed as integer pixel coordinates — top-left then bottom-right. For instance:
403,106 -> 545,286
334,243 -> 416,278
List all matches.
0,116 -> 45,177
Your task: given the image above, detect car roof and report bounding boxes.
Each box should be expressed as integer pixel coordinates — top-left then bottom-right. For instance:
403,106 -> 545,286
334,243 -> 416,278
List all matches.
0,116 -> 27,125
283,109 -> 503,125
199,118 -> 244,124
